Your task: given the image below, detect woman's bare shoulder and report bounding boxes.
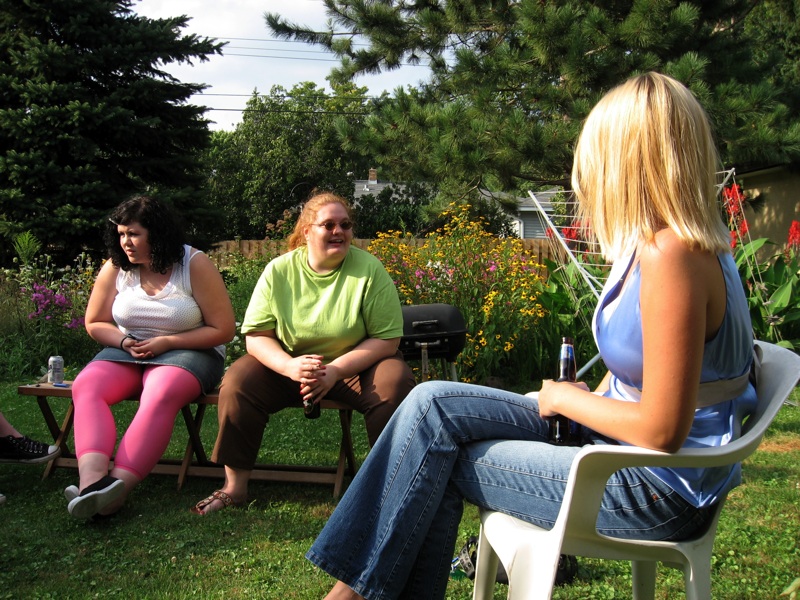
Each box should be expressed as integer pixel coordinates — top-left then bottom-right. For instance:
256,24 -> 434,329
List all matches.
641,229 -> 716,270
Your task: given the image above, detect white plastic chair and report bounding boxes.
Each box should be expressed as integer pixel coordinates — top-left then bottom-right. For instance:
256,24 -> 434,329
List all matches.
472,341 -> 800,600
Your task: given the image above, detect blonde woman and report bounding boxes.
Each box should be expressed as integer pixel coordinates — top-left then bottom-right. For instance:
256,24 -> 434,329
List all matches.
192,191 -> 415,515
309,73 -> 757,600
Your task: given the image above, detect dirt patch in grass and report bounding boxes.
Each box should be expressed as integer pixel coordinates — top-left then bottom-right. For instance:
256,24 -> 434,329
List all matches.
757,437 -> 800,453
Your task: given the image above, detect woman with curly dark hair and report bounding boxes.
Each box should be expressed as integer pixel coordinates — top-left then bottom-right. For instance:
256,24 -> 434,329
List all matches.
65,195 -> 235,521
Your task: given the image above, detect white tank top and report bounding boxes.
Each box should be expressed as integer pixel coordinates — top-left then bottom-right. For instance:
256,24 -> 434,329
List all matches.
112,246 -> 223,356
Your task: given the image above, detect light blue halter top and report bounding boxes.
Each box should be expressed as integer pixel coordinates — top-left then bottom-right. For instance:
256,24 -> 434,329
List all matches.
593,250 -> 757,507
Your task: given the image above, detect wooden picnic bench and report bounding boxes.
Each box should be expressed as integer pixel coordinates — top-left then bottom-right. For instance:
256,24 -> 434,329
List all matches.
17,382 -> 357,498
16,303 -> 469,500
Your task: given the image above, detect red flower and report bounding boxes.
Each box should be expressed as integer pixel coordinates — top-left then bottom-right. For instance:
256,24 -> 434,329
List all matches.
561,226 -> 579,242
788,220 -> 800,251
738,219 -> 749,237
723,183 -> 745,204
722,183 -> 749,237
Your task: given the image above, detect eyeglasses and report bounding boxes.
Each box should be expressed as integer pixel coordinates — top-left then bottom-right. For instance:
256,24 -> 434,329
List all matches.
312,220 -> 353,231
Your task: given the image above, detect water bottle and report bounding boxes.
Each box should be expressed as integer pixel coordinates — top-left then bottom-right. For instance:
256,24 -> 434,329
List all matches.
547,337 -> 579,445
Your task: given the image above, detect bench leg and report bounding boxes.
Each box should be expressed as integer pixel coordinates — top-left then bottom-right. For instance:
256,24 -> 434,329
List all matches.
178,403 -> 209,490
36,397 -> 75,480
333,409 -> 358,498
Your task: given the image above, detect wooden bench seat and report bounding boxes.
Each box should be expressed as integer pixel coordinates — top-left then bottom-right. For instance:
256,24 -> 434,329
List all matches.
17,305 -> 468,499
17,382 -> 358,498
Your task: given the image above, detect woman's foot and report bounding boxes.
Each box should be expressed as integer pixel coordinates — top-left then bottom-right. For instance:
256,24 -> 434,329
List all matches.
64,485 -> 80,502
324,581 -> 366,600
0,435 -> 60,464
67,476 -> 125,519
190,489 -> 245,515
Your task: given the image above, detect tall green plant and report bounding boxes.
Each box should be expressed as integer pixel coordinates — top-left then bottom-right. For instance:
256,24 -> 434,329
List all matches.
0,0 -> 225,265
538,258 -> 606,379
12,231 -> 41,266
734,225 -> 800,350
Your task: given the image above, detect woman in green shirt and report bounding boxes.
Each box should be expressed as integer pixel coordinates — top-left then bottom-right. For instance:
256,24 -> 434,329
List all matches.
192,192 -> 416,515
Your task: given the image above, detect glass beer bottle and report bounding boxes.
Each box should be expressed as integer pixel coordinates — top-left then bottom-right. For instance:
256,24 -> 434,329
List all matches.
304,398 -> 321,419
548,336 -> 578,445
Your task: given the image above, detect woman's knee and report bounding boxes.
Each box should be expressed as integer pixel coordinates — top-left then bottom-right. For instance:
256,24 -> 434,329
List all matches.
363,354 -> 417,403
217,355 -> 297,425
220,354 -> 263,390
140,366 -> 201,410
73,361 -> 141,403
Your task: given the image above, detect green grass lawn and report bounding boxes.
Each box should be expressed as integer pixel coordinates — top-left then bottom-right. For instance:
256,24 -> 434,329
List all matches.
1,381 -> 798,599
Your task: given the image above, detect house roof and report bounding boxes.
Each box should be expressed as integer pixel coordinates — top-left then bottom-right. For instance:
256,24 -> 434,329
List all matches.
516,189 -> 562,213
477,188 -> 562,214
353,179 -> 397,201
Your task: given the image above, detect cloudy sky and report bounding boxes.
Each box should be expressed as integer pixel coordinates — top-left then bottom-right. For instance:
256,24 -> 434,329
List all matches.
133,0 -> 432,130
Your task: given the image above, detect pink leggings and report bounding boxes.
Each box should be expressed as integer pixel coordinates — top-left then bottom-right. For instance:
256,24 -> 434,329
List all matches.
72,361 -> 201,479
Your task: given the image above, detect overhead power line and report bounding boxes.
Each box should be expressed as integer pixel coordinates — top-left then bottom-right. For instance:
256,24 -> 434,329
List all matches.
215,36 -> 371,48
225,45 -> 336,54
202,107 -> 369,115
200,36 -> 437,68
199,92 -> 383,100
224,52 -> 340,62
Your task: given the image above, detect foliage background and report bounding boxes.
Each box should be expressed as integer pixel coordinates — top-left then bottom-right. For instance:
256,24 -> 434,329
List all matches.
0,0 -> 224,264
368,203 -> 598,384
2,211 -> 798,384
202,82 -> 372,241
268,0 -> 800,198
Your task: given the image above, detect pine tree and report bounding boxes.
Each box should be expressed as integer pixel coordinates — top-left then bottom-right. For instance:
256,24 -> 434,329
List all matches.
0,0 -> 224,263
746,0 -> 800,118
267,0 -> 800,195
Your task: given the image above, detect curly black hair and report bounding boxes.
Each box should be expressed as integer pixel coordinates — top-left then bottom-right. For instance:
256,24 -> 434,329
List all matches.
104,195 -> 185,273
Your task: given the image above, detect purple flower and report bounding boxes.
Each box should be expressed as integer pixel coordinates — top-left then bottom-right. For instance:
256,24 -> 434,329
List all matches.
65,317 -> 85,330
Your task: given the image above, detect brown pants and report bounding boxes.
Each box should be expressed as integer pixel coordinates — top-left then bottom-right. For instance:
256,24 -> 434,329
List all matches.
212,351 -> 416,469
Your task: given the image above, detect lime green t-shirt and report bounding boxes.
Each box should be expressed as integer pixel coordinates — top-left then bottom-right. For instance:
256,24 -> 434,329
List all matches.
241,246 -> 404,361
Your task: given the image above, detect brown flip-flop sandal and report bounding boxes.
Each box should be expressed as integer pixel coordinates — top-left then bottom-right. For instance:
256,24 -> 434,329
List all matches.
190,490 -> 243,515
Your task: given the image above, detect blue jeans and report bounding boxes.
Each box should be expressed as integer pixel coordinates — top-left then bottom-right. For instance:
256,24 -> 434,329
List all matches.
307,381 -> 713,600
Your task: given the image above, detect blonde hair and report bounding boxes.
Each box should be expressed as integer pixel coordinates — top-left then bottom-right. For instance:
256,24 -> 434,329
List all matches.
571,72 -> 730,260
287,191 -> 354,250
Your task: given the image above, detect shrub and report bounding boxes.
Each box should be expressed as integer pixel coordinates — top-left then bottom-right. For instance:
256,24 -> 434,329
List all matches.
213,250 -> 274,368
369,203 -> 552,384
539,191 -> 610,379
0,252 -> 100,379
